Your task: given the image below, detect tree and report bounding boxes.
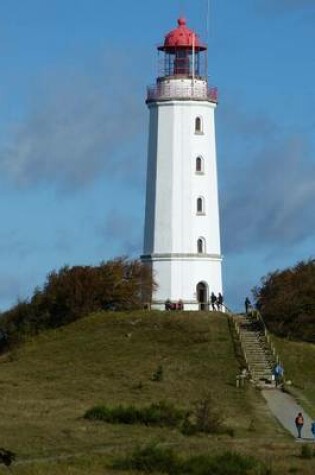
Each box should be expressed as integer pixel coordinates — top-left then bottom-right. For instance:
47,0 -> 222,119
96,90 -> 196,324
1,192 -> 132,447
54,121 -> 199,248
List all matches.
0,257 -> 156,351
252,259 -> 315,343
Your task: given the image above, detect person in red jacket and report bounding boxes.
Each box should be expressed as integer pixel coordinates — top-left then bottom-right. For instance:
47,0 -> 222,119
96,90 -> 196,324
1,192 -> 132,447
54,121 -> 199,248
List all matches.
295,412 -> 304,438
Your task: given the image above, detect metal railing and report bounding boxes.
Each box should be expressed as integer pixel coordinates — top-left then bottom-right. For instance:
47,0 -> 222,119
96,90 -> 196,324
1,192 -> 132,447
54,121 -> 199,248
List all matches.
146,85 -> 218,103
252,309 -> 280,366
230,315 -> 252,376
229,309 -> 282,385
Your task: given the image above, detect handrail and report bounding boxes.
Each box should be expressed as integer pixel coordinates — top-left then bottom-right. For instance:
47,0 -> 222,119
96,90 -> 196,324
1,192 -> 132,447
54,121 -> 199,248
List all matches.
252,309 -> 281,368
229,310 -> 281,382
221,303 -> 234,314
229,314 -> 252,377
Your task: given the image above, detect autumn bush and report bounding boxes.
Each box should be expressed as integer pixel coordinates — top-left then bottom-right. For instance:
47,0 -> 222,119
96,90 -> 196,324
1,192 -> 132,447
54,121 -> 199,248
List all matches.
0,257 -> 155,351
253,259 -> 315,343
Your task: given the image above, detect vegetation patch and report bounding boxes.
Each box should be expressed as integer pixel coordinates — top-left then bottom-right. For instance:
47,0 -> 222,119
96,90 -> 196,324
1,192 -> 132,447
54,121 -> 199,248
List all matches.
0,257 -> 155,352
84,397 -> 232,436
0,311 -> 301,474
112,444 -> 265,474
253,259 -> 315,343
300,444 -> 314,459
151,364 -> 164,382
84,401 -> 187,428
272,336 -> 315,417
181,396 -> 232,436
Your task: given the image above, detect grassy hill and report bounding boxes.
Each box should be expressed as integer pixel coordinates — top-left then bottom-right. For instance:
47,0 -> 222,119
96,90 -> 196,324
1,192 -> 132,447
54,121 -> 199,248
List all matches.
0,311 -> 313,474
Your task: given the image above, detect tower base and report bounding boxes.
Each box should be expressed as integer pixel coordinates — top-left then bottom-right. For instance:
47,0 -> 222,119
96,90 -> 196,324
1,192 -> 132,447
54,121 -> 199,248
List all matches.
141,253 -> 223,312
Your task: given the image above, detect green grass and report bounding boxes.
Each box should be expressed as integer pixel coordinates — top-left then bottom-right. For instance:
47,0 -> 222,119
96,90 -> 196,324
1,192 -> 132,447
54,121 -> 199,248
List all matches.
112,445 -> 264,474
272,336 -> 315,418
0,310 -> 313,474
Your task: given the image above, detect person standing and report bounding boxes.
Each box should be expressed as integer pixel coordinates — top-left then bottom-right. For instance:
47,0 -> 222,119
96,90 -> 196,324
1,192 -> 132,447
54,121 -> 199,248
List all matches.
165,299 -> 171,311
217,292 -> 223,311
210,292 -> 217,311
311,421 -> 315,441
244,297 -> 251,315
295,412 -> 304,438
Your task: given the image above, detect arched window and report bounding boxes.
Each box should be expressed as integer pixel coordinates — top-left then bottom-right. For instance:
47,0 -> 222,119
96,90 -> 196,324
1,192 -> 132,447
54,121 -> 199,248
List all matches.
197,238 -> 206,254
196,156 -> 204,173
197,197 -> 204,214
195,116 -> 203,134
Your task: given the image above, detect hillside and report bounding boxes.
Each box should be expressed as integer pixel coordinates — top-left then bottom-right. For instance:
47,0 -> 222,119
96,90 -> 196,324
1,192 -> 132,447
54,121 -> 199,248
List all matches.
0,311 -> 313,474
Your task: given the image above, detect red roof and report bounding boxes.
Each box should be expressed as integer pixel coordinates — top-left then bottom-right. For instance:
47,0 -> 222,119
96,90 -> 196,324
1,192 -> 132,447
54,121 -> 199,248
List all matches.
158,17 -> 206,52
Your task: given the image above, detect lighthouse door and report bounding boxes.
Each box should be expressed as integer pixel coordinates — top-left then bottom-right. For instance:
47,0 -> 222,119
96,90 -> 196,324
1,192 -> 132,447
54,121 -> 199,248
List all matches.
197,282 -> 208,311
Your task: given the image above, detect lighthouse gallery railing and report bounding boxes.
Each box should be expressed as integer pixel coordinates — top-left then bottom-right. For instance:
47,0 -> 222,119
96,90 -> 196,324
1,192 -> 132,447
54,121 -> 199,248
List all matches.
146,85 -> 218,103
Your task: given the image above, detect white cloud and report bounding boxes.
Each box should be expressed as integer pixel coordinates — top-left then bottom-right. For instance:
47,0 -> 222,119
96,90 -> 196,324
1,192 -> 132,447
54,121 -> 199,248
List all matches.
220,107 -> 315,254
0,59 -> 145,192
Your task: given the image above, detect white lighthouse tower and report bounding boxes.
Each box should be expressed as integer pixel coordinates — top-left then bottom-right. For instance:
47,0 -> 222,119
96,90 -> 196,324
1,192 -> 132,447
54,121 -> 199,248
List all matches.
141,17 -> 223,310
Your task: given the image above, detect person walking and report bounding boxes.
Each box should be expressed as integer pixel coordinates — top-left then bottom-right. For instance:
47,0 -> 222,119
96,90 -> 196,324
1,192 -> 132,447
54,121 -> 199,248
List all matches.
210,292 -> 217,311
273,363 -> 284,387
295,412 -> 304,438
217,293 -> 223,311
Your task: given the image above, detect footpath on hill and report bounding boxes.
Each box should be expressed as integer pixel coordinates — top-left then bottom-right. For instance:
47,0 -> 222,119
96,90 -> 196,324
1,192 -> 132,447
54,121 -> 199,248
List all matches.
262,389 -> 314,441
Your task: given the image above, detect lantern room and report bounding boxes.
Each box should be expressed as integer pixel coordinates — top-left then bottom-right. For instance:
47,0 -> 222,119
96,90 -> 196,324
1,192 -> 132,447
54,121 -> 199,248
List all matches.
157,17 -> 207,79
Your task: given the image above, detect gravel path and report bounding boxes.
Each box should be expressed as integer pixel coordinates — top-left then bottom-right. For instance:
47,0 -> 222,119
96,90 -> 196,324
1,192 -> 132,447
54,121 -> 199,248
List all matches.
262,389 -> 314,441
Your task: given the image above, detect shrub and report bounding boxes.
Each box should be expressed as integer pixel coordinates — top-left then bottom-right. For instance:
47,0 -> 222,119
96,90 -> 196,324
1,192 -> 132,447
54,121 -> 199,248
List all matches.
84,401 -> 187,428
181,396 -> 226,436
253,259 -> 315,343
151,364 -> 164,382
0,257 -> 156,353
194,397 -> 223,433
180,415 -> 198,436
300,444 -> 314,459
84,405 -> 140,425
112,444 -> 180,473
181,451 -> 258,475
112,446 -> 264,474
201,451 -> 260,475
85,399 -> 231,436
141,401 -> 185,426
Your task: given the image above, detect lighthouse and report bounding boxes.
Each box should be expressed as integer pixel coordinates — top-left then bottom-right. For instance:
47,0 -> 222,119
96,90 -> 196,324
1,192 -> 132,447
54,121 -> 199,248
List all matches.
141,17 -> 223,311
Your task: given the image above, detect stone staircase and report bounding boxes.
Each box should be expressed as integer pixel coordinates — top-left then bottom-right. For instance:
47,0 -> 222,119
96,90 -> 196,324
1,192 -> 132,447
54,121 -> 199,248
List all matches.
236,314 -> 277,385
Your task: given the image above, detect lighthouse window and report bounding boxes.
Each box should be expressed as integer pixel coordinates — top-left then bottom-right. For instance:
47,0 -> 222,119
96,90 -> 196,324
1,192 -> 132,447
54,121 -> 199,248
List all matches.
196,156 -> 204,173
197,238 -> 206,254
197,197 -> 205,214
195,116 -> 203,134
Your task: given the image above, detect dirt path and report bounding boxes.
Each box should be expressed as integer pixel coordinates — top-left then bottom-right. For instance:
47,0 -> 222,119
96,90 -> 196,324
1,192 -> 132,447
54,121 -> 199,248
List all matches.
262,389 -> 314,441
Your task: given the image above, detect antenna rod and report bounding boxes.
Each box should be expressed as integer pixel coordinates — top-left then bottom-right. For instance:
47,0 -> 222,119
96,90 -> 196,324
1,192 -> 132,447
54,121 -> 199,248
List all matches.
192,32 -> 195,94
206,0 -> 210,79
206,0 -> 210,41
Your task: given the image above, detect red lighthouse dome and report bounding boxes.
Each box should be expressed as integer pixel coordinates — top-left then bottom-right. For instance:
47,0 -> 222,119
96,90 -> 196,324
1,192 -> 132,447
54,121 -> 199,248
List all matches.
158,17 -> 206,52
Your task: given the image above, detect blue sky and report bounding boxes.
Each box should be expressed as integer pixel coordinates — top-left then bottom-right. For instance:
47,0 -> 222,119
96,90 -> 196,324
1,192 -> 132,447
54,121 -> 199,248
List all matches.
0,0 -> 314,311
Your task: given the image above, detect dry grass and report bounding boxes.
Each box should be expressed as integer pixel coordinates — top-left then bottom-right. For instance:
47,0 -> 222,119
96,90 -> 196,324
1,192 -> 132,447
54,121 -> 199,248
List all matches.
0,311 -> 313,474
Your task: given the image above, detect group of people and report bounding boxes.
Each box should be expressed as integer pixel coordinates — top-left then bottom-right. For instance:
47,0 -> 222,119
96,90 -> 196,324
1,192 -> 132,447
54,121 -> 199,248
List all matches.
164,299 -> 184,311
295,412 -> 315,440
164,293 -> 224,311
210,292 -> 224,311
